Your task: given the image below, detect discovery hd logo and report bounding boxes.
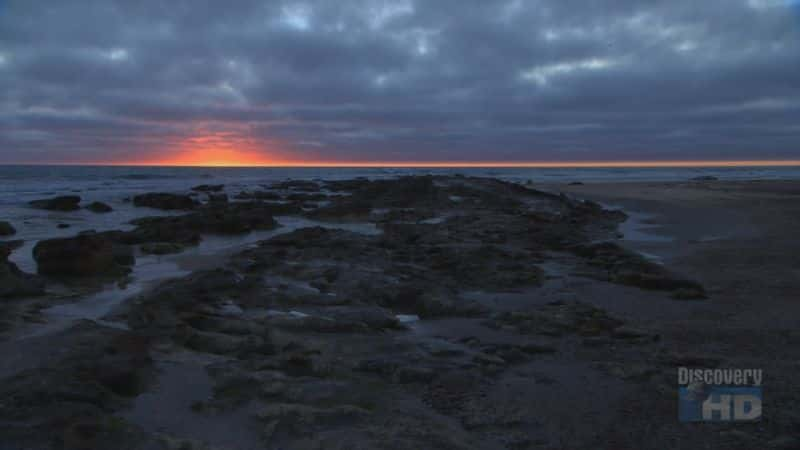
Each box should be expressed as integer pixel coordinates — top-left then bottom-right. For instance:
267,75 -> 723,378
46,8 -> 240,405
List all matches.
678,367 -> 762,422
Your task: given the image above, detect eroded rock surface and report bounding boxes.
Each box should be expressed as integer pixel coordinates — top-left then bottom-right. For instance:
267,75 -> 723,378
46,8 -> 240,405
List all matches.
2,176 -> 717,450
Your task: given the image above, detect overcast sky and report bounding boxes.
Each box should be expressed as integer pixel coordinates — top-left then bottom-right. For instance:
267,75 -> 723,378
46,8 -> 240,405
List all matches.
1,0 -> 799,164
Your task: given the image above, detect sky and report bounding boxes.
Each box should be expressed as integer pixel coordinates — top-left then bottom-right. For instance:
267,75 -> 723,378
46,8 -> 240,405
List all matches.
1,0 -> 799,166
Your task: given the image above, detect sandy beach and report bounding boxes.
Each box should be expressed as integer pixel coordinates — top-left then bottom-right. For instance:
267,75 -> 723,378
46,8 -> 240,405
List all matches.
1,176 -> 798,449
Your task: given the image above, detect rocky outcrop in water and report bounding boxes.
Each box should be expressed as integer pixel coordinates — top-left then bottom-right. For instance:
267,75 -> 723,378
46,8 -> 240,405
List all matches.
0,221 -> 15,236
123,201 -> 283,244
234,190 -> 281,200
29,195 -> 81,211
86,201 -> 113,213
0,241 -> 44,298
132,192 -> 198,210
33,233 -> 134,277
191,184 -> 224,192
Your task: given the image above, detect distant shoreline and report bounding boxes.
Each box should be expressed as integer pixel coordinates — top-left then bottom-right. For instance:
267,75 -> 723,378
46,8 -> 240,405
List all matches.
1,160 -> 800,169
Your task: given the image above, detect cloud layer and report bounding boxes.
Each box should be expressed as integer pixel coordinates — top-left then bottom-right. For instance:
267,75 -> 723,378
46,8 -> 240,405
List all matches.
1,0 -> 799,164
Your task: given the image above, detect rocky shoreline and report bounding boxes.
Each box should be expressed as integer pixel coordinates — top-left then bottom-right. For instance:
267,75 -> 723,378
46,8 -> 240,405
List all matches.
0,175 -> 780,450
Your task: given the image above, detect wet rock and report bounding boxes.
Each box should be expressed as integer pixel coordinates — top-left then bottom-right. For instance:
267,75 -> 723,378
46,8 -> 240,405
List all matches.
768,436 -> 800,450
602,362 -> 659,381
122,269 -> 274,355
486,301 -> 624,337
0,321 -> 153,448
268,313 -> 370,333
29,195 -> 81,211
571,241 -> 706,295
192,184 -> 225,192
286,192 -> 328,202
86,201 -> 113,213
123,202 -> 281,247
234,190 -> 281,201
0,243 -> 45,298
185,329 -> 271,356
312,177 -> 445,220
0,221 -> 15,236
207,193 -> 228,204
57,223 -> 71,229
520,342 -> 557,354
473,352 -> 506,366
159,435 -> 220,450
395,366 -> 437,384
611,326 -> 658,341
140,242 -> 185,255
124,270 -> 243,335
423,340 -> 466,357
660,351 -> 721,368
355,358 -> 398,376
133,192 -> 198,210
691,175 -> 719,182
323,306 -> 403,331
270,180 -> 321,191
380,287 -> 487,318
671,287 -> 707,300
256,403 -> 369,438
0,239 -> 24,252
33,233 -> 134,277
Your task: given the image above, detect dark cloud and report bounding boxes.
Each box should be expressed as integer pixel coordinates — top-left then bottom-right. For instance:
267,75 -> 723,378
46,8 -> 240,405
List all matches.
1,0 -> 799,164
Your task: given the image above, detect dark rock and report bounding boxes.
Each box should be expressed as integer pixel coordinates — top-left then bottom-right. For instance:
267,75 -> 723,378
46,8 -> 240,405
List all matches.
671,287 -> 707,300
57,223 -> 71,229
0,221 -> 15,236
312,176 -> 444,220
767,435 -> 800,449
132,192 -> 197,210
208,193 -> 229,204
395,366 -> 437,384
355,358 -> 398,376
33,233 -> 134,277
234,190 -> 281,201
270,180 -> 321,191
121,269 -> 273,355
29,195 -> 81,211
571,241 -> 706,295
323,306 -> 403,331
0,240 -> 24,252
487,301 -> 624,337
691,175 -> 719,182
191,184 -> 224,192
140,242 -> 184,255
568,181 -> 584,186
127,202 -> 280,243
286,192 -> 328,202
86,201 -> 113,213
0,242 -> 45,297
0,321 -> 154,448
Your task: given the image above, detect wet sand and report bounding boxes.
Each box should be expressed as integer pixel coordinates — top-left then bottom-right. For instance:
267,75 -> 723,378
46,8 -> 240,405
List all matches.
551,179 -> 800,448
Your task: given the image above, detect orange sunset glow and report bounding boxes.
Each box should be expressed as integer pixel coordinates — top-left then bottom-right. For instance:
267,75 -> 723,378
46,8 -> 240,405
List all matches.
99,157 -> 800,168
128,131 -> 294,167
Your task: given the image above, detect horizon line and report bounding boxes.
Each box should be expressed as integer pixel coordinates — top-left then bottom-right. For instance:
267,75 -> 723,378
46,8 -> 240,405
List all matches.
3,159 -> 800,168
